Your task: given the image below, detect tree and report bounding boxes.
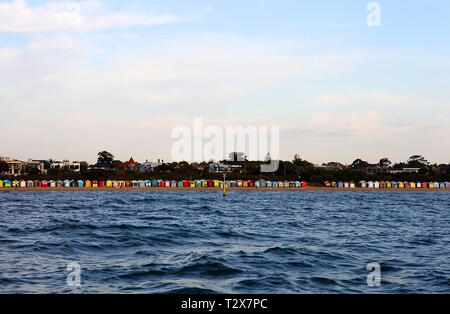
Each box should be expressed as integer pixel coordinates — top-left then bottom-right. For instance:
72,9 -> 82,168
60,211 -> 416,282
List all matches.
407,155 -> 429,168
0,161 -> 8,173
97,151 -> 114,164
378,158 -> 391,168
351,159 -> 369,170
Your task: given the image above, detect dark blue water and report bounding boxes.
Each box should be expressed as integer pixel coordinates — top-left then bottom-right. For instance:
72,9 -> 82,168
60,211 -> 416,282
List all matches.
0,191 -> 449,294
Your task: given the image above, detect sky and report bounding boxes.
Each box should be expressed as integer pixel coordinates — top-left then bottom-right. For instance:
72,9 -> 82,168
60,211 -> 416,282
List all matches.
0,0 -> 449,165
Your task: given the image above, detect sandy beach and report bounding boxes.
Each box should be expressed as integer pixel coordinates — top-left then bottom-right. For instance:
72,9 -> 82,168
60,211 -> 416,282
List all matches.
1,187 -> 449,192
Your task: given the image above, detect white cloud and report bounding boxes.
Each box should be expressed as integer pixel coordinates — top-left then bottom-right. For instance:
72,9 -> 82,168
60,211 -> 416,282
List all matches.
0,0 -> 183,33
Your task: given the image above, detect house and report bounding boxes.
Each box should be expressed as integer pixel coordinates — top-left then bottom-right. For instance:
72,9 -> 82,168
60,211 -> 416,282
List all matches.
51,160 -> 81,172
139,159 -> 164,173
209,162 -> 242,173
118,157 -> 138,174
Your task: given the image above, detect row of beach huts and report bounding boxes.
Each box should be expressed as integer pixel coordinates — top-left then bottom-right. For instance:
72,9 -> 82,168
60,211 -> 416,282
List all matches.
324,181 -> 450,189
0,179 -> 309,188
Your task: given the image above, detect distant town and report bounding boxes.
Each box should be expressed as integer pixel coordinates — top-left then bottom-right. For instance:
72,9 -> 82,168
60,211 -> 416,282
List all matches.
0,151 -> 449,184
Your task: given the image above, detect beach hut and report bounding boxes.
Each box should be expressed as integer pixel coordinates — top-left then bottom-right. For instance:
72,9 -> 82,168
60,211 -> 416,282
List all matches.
11,180 -> 18,187
266,181 -> 272,188
324,181 -> 331,187
287,181 -> 294,188
77,180 -> 84,187
410,182 -> 416,189
151,179 -> 157,187
350,182 -> 356,189
359,181 -> 367,188
27,180 -> 34,188
416,182 -> 422,188
63,180 -> 70,187
440,182 -> 446,189
18,180 -> 26,187
255,181 -> 261,188
271,181 -> 277,188
214,180 -> 220,188
344,182 -> 350,188
70,181 -> 77,187
41,180 -> 48,187
386,181 -> 391,188
404,182 -> 410,189
380,181 -> 386,189
162,180 -> 169,188
83,180 -> 90,188
367,181 -> 374,188
0,180 -> 3,188
282,181 -> 288,188
55,180 -> 63,187
428,182 -> 434,189
278,181 -> 284,188
34,180 -> 41,187
4,180 -> 12,187
242,181 -> 248,188
421,182 -> 427,188
106,180 -> 113,188
373,181 -> 379,189
169,180 -> 176,188
331,182 -> 337,188
295,181 -> 301,188
446,182 -> 450,188
91,180 -> 98,188
434,182 -> 440,188
189,181 -> 194,188
301,181 -> 308,187
49,180 -> 56,188
194,180 -> 201,187
390,181 -> 397,188
98,181 -> 104,187
175,181 -> 182,188
397,182 -> 404,188
137,180 -> 144,188
338,181 -> 344,188
182,180 -> 189,188
143,180 -> 150,187
249,181 -> 255,188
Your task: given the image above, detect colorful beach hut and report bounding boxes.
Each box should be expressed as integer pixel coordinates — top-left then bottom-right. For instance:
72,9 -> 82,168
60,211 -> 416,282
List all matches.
70,181 -> 77,187
34,180 -> 41,187
440,182 -> 446,189
4,180 -> 12,187
41,180 -> 48,187
301,181 -> 308,187
410,182 -> 416,188
91,180 -> 98,188
344,182 -> 350,188
106,180 -> 113,188
77,180 -> 84,187
416,182 -> 422,188
49,180 -> 56,188
434,182 -> 440,188
27,180 -> 34,188
350,182 -> 356,189
338,181 -> 344,188
0,180 -> 3,188
64,180 -> 71,187
359,181 -> 367,188
367,181 -> 374,188
85,180 -> 91,187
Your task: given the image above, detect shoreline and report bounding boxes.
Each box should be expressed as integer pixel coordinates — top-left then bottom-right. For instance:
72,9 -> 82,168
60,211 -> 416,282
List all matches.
1,187 -> 449,192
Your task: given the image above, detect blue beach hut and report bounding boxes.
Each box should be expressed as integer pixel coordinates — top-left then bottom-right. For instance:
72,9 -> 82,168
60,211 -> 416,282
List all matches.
145,180 -> 152,187
4,180 -> 11,187
338,181 -> 344,188
77,180 -> 84,187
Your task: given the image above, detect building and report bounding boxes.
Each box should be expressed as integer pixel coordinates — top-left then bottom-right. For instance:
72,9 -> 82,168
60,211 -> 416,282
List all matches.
118,157 -> 139,174
50,160 -> 81,172
209,162 -> 242,173
388,168 -> 420,174
23,159 -> 47,175
139,159 -> 164,173
0,157 -> 46,175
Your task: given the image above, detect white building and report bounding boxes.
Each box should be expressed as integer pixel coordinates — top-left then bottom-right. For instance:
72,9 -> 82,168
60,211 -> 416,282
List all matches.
50,160 -> 81,172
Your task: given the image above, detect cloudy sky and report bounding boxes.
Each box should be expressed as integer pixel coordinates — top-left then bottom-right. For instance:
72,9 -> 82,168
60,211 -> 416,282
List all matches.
0,0 -> 449,164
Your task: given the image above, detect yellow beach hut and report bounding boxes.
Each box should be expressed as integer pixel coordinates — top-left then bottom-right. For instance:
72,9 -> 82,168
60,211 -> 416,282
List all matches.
398,182 -> 404,188
106,180 -> 113,188
0,180 -> 3,187
410,182 -> 416,188
85,180 -> 92,188
49,180 -> 56,188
